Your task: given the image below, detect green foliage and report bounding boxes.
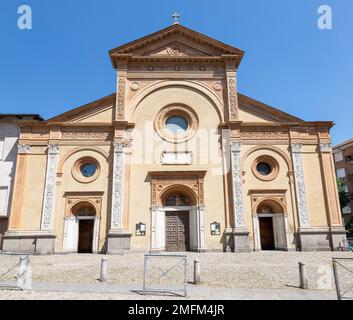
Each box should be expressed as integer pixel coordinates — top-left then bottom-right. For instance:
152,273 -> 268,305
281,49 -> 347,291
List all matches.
338,178 -> 351,209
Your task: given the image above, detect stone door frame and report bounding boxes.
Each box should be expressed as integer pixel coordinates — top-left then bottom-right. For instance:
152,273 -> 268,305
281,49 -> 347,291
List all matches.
149,171 -> 207,253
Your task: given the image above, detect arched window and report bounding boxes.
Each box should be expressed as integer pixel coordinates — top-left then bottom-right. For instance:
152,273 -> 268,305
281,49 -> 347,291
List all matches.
164,194 -> 190,206
71,202 -> 96,216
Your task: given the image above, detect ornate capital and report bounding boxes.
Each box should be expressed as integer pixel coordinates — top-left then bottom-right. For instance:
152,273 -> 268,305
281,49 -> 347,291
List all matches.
291,143 -> 302,153
320,143 -> 332,153
113,142 -> 124,153
18,144 -> 30,154
231,142 -> 241,153
48,144 -> 60,155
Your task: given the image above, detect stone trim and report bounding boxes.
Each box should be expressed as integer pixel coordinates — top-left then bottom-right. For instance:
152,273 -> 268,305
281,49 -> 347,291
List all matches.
40,144 -> 60,231
291,144 -> 310,228
110,142 -> 124,230
230,142 -> 246,229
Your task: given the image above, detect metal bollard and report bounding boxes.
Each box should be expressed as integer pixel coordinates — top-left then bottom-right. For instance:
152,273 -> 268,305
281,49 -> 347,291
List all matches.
194,259 -> 200,285
100,257 -> 108,282
17,256 -> 32,290
299,262 -> 308,289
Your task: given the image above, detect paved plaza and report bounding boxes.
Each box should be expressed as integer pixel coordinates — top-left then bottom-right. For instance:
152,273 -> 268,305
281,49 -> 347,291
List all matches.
0,251 -> 351,300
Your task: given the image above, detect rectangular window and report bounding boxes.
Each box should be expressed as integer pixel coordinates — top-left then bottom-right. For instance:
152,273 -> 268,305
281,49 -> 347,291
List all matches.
0,137 -> 4,161
342,203 -> 352,214
0,186 -> 9,216
334,150 -> 343,162
337,168 -> 346,178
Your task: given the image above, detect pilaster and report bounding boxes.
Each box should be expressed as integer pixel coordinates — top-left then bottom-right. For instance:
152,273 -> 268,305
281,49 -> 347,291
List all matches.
40,144 -> 60,231
290,143 -> 310,228
8,144 -> 30,230
225,60 -> 239,121
230,141 -> 249,252
107,142 -> 131,253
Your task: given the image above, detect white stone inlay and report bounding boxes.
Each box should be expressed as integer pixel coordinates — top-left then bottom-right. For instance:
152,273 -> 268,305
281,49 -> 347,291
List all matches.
161,151 -> 192,165
230,142 -> 246,228
291,144 -> 310,227
111,142 -> 124,230
18,144 -> 30,154
41,144 -> 59,231
320,143 -> 332,153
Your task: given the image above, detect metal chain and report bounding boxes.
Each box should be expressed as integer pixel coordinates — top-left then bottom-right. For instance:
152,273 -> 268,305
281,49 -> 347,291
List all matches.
0,256 -> 28,280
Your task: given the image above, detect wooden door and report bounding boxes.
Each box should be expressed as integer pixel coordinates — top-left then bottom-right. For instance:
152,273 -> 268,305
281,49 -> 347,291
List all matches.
78,220 -> 94,253
165,211 -> 190,252
259,217 -> 275,250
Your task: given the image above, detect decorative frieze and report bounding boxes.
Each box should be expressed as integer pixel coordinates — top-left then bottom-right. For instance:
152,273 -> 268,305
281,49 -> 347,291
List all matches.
241,128 -> 289,140
62,128 -> 112,140
291,144 -> 310,227
40,144 -> 60,231
110,142 -> 124,230
230,142 -> 246,228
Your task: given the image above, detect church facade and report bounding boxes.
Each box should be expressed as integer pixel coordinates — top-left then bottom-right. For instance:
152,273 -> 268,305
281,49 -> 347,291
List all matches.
2,24 -> 346,254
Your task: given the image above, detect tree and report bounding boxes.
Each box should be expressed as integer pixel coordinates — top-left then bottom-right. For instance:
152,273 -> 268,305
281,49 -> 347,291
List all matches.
337,178 -> 353,237
337,178 -> 351,210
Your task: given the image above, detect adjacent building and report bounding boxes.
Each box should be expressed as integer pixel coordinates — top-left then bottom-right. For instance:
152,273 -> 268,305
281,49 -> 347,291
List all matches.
1,24 -> 347,254
0,114 -> 43,249
333,138 -> 353,224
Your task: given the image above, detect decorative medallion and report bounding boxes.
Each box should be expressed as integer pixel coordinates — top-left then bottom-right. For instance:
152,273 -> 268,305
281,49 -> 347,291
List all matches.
130,82 -> 140,91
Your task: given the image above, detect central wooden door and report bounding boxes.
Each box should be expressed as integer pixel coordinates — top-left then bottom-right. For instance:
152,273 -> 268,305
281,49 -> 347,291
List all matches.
78,220 -> 94,253
259,217 -> 275,250
165,211 -> 190,252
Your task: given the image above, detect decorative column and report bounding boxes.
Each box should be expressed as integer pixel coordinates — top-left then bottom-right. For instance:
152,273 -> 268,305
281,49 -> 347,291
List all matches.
107,142 -> 131,253
291,144 -> 310,228
291,143 -> 313,251
252,214 -> 261,251
196,205 -> 206,252
110,142 -> 124,230
115,62 -> 127,121
150,206 -> 165,252
40,144 -> 60,231
319,143 -> 347,250
230,142 -> 249,252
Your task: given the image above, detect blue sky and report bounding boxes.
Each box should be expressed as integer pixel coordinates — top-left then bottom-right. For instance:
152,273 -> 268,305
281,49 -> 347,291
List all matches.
0,0 -> 352,145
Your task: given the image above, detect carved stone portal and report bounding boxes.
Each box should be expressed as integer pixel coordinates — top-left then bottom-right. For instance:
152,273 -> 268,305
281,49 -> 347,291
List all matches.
149,171 -> 206,207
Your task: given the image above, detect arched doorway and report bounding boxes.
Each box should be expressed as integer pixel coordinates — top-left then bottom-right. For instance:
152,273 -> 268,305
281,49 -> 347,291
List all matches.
255,199 -> 288,251
162,190 -> 196,252
63,201 -> 99,254
71,203 -> 95,253
149,171 -> 206,253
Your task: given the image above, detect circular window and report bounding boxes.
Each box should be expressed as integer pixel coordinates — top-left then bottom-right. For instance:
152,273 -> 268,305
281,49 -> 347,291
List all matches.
72,157 -> 100,183
80,163 -> 97,177
165,116 -> 188,134
155,104 -> 198,143
256,162 -> 272,176
252,156 -> 279,181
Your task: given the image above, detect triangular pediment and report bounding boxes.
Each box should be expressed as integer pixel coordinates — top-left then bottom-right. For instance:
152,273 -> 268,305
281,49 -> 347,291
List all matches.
46,93 -> 115,124
109,24 -> 244,58
238,93 -> 303,123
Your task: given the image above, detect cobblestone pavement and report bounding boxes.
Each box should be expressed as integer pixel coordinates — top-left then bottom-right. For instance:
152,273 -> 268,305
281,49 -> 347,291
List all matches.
0,251 -> 352,299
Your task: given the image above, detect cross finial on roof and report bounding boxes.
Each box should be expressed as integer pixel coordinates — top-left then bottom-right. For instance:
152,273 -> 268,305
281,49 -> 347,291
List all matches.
172,11 -> 180,24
